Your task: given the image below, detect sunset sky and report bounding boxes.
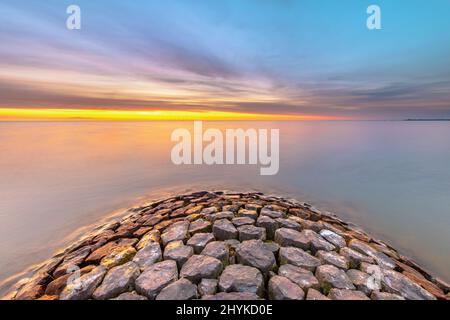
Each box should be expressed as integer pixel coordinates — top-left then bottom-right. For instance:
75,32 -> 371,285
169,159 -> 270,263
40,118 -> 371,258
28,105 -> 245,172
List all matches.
1,0 -> 450,120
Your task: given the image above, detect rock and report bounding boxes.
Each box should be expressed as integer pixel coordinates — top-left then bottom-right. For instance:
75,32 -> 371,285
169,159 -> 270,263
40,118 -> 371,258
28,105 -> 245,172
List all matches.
268,275 -> 304,300
219,264 -> 264,297
256,216 -> 279,240
306,288 -> 330,300
279,247 -> 321,272
245,203 -> 262,211
302,230 -> 336,253
381,269 -> 436,300
135,260 -> 178,299
136,230 -> 161,250
264,241 -> 280,255
339,247 -> 374,268
328,289 -> 369,300
93,262 -> 140,300
163,241 -> 194,268
213,219 -> 238,240
315,265 -> 355,294
161,221 -> 189,246
236,240 -> 276,274
185,205 -> 203,215
237,209 -> 258,220
180,255 -> 223,284
86,239 -> 135,264
209,211 -> 234,221
274,228 -> 309,250
202,292 -> 260,300
222,205 -> 240,213
132,242 -> 162,270
316,251 -> 349,269
198,279 -> 218,296
100,246 -> 136,269
60,266 -> 107,300
275,218 -> 301,231
349,239 -> 396,269
201,241 -> 229,265
54,246 -> 92,277
188,219 -> 212,235
319,229 -> 347,249
111,292 -> 148,300
278,264 -> 320,290
346,269 -> 376,295
45,265 -> 96,296
187,233 -> 215,254
289,208 -> 311,220
232,217 -> 255,227
238,225 -> 266,241
156,278 -> 198,300
402,271 -> 446,299
260,209 -> 285,219
370,291 -> 405,300
201,207 -> 218,215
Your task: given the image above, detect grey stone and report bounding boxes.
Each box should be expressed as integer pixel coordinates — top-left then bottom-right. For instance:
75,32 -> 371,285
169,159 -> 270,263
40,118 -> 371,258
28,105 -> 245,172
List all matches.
268,275 -> 305,300
156,278 -> 198,300
306,288 -> 330,300
111,292 -> 148,300
275,218 -> 301,231
188,219 -> 212,235
237,209 -> 258,220
328,288 -> 369,300
316,250 -> 349,270
232,217 -> 255,227
237,240 -> 277,274
264,242 -> 280,255
339,247 -> 374,268
187,233 -> 215,254
213,219 -> 238,240
198,279 -> 218,296
370,291 -> 405,300
60,266 -> 107,300
346,269 -> 376,295
238,225 -> 266,241
201,241 -> 229,265
315,265 -> 355,293
180,255 -> 223,283
161,221 -> 189,246
201,207 -> 218,215
381,269 -> 436,300
209,211 -> 234,221
274,228 -> 309,249
93,262 -> 140,300
219,264 -> 264,297
135,260 -> 178,299
163,241 -> 194,268
260,209 -> 285,219
132,242 -> 162,270
319,229 -> 346,249
279,247 -> 321,271
278,264 -> 320,290
349,239 -> 396,269
256,216 -> 279,240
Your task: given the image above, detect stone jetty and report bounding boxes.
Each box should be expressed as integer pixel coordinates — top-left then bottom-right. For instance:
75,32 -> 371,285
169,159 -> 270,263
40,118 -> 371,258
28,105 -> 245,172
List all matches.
4,191 -> 450,300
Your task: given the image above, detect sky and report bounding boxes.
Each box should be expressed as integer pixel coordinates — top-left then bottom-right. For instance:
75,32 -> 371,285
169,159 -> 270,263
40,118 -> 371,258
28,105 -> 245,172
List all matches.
0,0 -> 450,120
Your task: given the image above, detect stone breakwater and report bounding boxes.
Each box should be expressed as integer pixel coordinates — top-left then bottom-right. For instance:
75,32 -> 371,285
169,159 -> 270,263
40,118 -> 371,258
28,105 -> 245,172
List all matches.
5,191 -> 450,301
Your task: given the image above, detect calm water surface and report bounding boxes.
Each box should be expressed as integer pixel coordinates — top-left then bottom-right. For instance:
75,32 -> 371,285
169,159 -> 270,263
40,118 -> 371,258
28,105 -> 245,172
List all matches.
1,121 -> 450,293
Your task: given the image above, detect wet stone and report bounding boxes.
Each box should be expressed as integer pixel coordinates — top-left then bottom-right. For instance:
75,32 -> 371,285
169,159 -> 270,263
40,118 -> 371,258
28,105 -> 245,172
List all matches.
60,266 -> 107,300
213,219 -> 238,240
238,225 -> 266,241
237,240 -> 277,274
328,289 -> 369,300
279,247 -> 321,272
135,260 -> 178,299
278,264 -> 320,290
349,239 -> 396,269
381,269 -> 436,300
45,265 -> 96,296
132,242 -> 162,270
198,279 -> 218,296
180,255 -> 223,284
232,217 -> 255,227
188,219 -> 212,235
315,265 -> 355,293
219,264 -> 264,297
269,275 -> 305,300
339,247 -> 374,268
93,262 -> 140,300
161,221 -> 189,246
201,241 -> 229,265
319,229 -> 346,249
256,216 -> 279,240
346,269 -> 376,295
187,233 -> 215,254
316,251 -> 349,270
163,241 -> 194,268
156,278 -> 198,300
